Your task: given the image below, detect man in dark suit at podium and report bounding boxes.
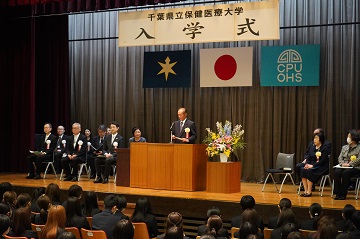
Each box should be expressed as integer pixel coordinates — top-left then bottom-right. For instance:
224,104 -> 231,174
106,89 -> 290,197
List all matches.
171,107 -> 197,144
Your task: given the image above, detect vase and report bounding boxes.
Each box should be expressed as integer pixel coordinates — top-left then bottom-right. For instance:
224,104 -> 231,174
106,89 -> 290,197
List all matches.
219,153 -> 228,162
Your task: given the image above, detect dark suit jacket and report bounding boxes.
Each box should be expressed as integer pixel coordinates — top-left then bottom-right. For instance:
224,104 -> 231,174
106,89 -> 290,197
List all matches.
90,135 -> 105,153
55,134 -> 70,154
31,212 -> 47,225
64,134 -> 87,159
300,218 -> 317,230
92,209 -> 124,239
270,227 -> 282,239
66,214 -> 90,230
36,133 -> 57,155
171,119 -> 197,144
103,133 -> 125,157
268,216 -> 278,229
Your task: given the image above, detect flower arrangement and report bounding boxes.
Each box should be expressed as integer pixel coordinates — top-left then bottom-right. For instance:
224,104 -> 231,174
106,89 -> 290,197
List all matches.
203,120 -> 246,157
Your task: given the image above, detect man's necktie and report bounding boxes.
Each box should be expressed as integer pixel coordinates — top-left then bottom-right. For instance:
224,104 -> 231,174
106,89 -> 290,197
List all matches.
180,121 -> 184,131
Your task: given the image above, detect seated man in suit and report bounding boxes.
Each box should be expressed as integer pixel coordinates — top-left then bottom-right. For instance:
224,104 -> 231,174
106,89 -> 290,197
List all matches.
26,123 -> 57,179
61,122 -> 87,181
94,121 -> 125,184
231,195 -> 264,232
171,107 -> 197,144
92,195 -> 125,239
88,124 -> 107,179
53,125 -> 70,174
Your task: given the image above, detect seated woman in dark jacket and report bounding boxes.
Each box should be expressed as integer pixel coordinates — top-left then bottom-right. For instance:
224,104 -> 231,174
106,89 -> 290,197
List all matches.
131,197 -> 160,238
65,196 -> 90,230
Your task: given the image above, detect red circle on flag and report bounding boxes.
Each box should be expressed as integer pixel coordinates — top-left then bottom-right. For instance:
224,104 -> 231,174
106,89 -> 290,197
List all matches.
214,55 -> 237,81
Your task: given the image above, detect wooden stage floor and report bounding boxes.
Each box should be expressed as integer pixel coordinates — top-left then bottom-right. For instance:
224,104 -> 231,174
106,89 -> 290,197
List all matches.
1,173 -> 359,224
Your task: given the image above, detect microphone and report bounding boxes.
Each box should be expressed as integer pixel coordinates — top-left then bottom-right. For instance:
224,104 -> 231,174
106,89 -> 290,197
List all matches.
170,121 -> 175,130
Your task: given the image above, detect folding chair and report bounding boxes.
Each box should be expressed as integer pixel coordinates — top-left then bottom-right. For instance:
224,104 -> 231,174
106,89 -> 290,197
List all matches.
43,151 -> 57,179
263,228 -> 273,239
231,227 -> 239,239
4,236 -> 27,239
31,223 -> 44,239
262,153 -> 296,193
65,227 -> 81,239
80,228 -> 107,239
133,222 -> 150,239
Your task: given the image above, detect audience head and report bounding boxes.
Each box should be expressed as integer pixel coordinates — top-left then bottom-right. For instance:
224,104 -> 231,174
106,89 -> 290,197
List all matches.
2,190 -> 17,207
46,183 -> 61,205
0,214 -> 10,236
0,182 -> 12,199
351,211 -> 360,229
12,206 -> 32,235
240,195 -> 255,210
342,204 -> 356,220
206,206 -> 221,219
242,208 -> 259,230
116,195 -> 127,211
16,193 -> 31,208
287,231 -> 305,239
0,203 -> 11,217
83,191 -> 99,216
65,196 -> 83,223
112,219 -> 134,239
104,195 -> 119,211
276,208 -> 296,228
166,212 -> 183,229
318,219 -> 337,239
281,223 -> 298,239
164,226 -> 184,239
131,197 -> 149,221
37,194 -> 51,211
68,184 -> 83,199
309,203 -> 322,218
57,231 -> 77,239
278,198 -> 292,211
316,215 -> 335,230
206,215 -> 223,237
239,221 -> 258,239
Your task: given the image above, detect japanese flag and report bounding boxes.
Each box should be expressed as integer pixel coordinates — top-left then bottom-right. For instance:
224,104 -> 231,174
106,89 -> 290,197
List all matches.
200,47 -> 253,87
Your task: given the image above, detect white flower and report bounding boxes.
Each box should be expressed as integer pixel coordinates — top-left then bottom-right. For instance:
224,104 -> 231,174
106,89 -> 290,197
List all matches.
78,140 -> 83,146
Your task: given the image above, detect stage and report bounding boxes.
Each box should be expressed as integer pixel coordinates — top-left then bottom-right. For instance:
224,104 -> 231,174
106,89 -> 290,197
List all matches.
1,173 -> 358,237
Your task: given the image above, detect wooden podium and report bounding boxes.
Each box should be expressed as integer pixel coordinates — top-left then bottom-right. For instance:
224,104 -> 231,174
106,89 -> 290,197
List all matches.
206,162 -> 241,193
130,143 -> 207,191
115,148 -> 130,187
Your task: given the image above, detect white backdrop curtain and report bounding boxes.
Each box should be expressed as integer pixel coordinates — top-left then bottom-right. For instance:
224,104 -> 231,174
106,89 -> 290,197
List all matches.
68,0 -> 360,182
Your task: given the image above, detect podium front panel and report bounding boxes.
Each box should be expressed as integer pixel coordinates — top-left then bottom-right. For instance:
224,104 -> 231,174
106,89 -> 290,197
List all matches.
130,143 -> 148,188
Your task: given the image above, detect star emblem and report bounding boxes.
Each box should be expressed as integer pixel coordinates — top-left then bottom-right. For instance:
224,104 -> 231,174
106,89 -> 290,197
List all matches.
157,56 -> 177,81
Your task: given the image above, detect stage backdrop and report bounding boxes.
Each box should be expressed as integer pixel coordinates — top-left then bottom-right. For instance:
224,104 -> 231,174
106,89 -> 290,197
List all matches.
68,0 -> 359,182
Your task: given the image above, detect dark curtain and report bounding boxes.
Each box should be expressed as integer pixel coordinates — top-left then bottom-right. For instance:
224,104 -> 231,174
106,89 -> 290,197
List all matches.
0,15 -> 70,173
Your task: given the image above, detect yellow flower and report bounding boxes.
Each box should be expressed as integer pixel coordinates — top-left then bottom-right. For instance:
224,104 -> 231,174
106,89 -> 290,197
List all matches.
350,155 -> 357,161
315,152 -> 321,157
185,127 -> 190,133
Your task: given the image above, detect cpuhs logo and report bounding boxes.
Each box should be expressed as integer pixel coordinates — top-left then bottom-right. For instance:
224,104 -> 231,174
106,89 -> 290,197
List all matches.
277,49 -> 302,83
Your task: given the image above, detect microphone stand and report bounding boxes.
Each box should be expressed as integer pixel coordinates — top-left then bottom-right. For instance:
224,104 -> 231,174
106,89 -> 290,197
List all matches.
170,122 -> 175,143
